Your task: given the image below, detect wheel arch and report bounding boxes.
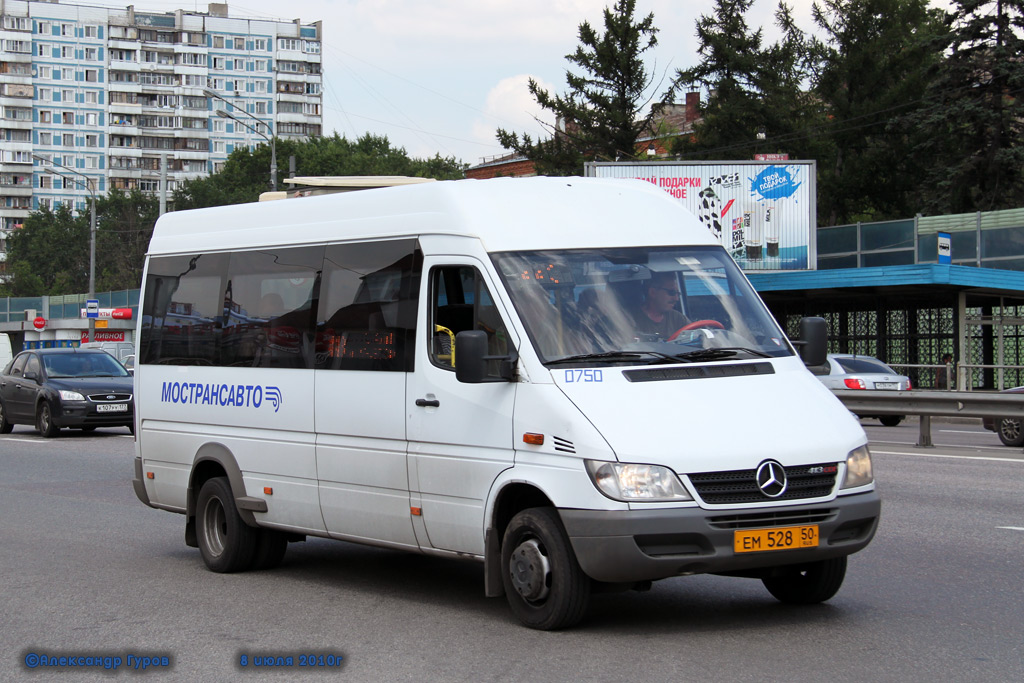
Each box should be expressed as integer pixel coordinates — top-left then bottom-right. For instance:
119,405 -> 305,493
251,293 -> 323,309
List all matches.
187,442 -> 259,528
483,481 -> 555,598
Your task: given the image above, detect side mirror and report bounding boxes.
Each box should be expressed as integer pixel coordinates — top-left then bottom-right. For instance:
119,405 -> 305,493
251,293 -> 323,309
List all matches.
796,316 -> 827,367
454,330 -> 517,384
24,371 -> 39,382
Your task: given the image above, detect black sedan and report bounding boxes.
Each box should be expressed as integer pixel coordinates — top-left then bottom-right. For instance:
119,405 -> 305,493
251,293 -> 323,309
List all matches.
0,348 -> 134,437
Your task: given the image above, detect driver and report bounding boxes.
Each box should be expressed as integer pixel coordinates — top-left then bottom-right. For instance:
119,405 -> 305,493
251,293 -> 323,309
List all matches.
633,272 -> 691,339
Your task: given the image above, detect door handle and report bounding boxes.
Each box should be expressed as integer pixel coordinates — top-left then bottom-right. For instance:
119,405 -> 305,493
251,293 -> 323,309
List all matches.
415,398 -> 440,408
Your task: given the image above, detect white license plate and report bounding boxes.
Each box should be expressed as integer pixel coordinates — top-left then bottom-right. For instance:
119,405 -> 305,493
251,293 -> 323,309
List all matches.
874,382 -> 899,390
96,403 -> 128,413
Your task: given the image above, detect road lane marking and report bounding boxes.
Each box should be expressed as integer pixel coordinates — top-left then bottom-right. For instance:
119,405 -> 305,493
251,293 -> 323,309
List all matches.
870,440 -> 1012,452
2,437 -> 44,443
939,429 -> 991,435
872,450 -> 1024,463
996,527 -> 1024,531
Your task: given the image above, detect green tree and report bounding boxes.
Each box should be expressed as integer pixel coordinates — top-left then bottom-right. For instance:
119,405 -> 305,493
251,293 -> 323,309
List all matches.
496,0 -> 661,175
904,0 -> 1024,214
669,1 -> 824,162
811,0 -> 944,224
173,133 -> 466,210
670,0 -> 768,158
94,189 -> 160,291
2,204 -> 89,296
1,190 -> 160,296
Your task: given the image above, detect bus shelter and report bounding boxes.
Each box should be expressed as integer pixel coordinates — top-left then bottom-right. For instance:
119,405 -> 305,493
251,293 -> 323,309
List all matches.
749,264 -> 1024,391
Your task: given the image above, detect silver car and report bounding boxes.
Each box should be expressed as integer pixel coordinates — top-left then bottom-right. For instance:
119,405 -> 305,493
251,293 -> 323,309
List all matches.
814,353 -> 912,426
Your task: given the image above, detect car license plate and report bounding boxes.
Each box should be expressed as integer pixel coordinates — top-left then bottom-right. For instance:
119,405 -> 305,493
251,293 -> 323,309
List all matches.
96,403 -> 128,413
875,382 -> 899,389
734,525 -> 819,553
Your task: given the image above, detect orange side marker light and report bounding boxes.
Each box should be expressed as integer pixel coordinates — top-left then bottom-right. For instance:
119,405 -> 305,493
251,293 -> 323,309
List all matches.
523,433 -> 544,446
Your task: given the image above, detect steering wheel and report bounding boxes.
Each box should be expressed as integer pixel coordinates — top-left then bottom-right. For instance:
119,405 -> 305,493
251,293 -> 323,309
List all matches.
667,319 -> 724,341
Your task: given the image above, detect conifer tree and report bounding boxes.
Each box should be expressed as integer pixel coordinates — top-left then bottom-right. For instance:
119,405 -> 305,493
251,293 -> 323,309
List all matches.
496,0 -> 661,175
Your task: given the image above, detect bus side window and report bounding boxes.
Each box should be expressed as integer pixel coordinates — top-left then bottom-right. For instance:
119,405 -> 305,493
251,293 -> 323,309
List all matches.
317,240 -> 422,372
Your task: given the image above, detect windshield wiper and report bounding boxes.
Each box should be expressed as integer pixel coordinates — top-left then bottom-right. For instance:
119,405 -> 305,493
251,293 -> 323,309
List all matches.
546,351 -> 680,366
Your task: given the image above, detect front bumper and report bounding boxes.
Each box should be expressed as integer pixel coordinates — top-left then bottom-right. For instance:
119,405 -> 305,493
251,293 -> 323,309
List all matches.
54,401 -> 134,428
560,491 -> 880,583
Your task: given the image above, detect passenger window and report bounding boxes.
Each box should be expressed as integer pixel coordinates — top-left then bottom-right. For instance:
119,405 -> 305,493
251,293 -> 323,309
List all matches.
430,266 -> 510,376
222,246 -> 323,368
25,354 -> 40,377
139,253 -> 228,366
9,354 -> 28,377
316,240 -> 422,372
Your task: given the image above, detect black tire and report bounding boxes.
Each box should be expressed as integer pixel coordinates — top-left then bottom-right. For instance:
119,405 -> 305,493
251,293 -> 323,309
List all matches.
997,418 -> 1024,447
36,401 -> 60,438
195,476 -> 257,573
251,529 -> 288,570
879,415 -> 903,427
501,507 -> 590,630
0,400 -> 13,434
762,556 -> 847,604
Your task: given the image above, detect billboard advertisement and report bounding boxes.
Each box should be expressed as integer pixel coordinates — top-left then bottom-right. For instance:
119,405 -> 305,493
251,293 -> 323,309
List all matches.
585,161 -> 816,271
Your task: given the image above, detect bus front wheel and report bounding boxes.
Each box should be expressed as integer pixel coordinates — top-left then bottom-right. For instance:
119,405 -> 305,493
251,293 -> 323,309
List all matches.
501,507 -> 590,630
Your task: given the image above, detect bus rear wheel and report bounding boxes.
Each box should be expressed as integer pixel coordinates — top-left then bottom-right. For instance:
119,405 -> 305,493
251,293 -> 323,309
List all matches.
196,476 -> 257,573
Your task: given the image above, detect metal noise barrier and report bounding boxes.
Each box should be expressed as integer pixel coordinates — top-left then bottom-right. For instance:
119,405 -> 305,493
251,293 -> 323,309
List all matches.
830,389 -> 1024,448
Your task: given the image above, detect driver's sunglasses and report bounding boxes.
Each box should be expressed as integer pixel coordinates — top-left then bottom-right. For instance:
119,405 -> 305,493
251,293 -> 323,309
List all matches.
653,286 -> 681,297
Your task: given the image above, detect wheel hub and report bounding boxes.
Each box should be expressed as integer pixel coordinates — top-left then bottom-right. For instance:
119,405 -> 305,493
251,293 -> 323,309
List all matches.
509,538 -> 550,602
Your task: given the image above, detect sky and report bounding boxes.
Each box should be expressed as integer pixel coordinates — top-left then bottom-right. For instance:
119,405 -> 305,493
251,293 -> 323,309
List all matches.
72,0 -> 951,166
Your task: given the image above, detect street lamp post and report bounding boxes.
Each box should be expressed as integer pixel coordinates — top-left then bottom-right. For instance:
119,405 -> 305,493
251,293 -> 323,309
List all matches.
31,154 -> 96,343
203,88 -> 277,191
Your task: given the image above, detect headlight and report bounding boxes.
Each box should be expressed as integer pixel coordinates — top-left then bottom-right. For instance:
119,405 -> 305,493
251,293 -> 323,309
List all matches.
585,460 -> 692,501
59,390 -> 86,402
841,445 -> 874,489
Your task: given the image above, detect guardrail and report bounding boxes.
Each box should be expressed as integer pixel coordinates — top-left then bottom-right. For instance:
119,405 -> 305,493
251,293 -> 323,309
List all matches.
831,389 -> 1024,447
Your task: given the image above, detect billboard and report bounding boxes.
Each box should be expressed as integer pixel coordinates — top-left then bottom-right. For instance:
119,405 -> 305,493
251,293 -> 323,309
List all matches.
585,161 -> 816,271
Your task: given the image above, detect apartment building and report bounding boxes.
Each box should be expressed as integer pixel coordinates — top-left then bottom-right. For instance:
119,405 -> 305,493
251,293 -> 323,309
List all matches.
0,0 -> 322,273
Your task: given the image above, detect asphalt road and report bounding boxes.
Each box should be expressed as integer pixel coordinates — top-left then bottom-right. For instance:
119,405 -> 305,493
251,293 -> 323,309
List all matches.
1,421 -> 1021,682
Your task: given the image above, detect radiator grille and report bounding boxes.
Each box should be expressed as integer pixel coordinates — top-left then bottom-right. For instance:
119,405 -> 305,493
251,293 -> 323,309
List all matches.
688,463 -> 837,505
88,392 -> 133,402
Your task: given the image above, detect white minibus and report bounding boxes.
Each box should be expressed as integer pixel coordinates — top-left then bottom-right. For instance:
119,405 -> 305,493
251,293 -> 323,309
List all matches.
132,177 -> 879,629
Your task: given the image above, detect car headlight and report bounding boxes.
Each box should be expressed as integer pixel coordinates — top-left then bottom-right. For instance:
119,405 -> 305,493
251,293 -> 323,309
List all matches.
59,390 -> 86,402
585,460 -> 693,501
841,444 -> 874,489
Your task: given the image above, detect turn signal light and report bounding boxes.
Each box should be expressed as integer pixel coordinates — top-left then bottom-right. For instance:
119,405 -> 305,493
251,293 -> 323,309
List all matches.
263,487 -> 273,495
410,507 -> 422,516
844,378 -> 866,389
146,472 -> 154,479
523,433 -> 544,445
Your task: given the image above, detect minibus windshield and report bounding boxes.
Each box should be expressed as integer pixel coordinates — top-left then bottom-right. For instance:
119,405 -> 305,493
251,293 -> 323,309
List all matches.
493,247 -> 793,366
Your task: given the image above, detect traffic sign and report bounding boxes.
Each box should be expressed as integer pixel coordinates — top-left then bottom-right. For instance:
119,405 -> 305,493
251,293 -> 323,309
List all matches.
86,299 -> 99,319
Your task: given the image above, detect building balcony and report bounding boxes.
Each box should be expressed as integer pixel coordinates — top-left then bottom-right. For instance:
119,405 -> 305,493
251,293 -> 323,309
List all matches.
109,61 -> 142,72
0,119 -> 32,131
109,102 -> 143,115
108,82 -> 144,93
0,184 -> 33,197
0,52 -> 32,63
